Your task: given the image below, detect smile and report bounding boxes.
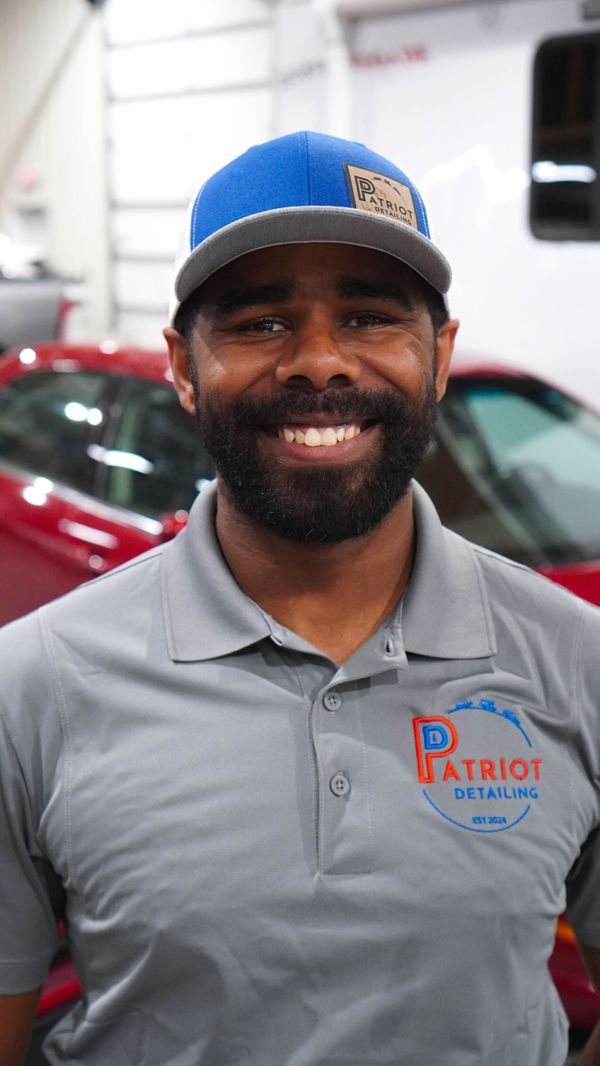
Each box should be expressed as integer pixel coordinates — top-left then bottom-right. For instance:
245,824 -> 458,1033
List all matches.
276,422 -> 364,447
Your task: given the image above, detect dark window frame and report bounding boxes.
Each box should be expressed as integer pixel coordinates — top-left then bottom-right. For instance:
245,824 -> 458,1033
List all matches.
530,30 -> 600,240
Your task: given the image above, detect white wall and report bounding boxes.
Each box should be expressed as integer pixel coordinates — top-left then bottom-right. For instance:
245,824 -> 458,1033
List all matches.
0,0 -> 110,338
104,0 -> 275,347
0,0 -> 276,347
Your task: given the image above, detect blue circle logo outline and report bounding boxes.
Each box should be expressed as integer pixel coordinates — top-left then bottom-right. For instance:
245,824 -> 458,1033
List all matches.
421,699 -> 534,834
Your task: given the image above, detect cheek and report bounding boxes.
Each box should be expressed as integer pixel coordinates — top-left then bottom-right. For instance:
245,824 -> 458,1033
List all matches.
370,346 -> 436,394
191,354 -> 236,412
196,342 -> 275,399
195,368 -> 261,426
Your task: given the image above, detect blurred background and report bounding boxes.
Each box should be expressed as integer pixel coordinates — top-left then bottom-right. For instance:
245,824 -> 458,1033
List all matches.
1,0 -> 599,397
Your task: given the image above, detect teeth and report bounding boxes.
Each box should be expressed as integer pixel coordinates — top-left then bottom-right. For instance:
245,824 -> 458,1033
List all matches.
278,423 -> 362,446
321,428 -> 338,447
304,428 -> 321,447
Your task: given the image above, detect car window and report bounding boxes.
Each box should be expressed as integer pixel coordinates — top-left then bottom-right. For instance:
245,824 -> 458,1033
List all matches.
418,439 -> 542,567
420,377 -> 600,566
96,378 -> 214,518
0,370 -> 109,494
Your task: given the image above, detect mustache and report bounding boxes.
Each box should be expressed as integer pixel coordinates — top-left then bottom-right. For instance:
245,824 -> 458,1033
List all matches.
216,388 -> 437,430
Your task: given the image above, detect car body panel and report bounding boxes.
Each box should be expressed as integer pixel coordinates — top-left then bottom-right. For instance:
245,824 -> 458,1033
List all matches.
551,918 -> 600,1031
0,466 -> 162,622
537,560 -> 600,605
0,344 -> 192,624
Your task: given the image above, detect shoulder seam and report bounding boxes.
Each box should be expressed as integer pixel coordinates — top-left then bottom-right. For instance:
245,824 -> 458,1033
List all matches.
55,545 -> 164,601
85,545 -> 163,582
470,542 -> 584,598
470,543 -> 542,576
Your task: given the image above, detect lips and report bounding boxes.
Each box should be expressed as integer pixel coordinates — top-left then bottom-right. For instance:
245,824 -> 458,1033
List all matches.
277,423 -> 363,447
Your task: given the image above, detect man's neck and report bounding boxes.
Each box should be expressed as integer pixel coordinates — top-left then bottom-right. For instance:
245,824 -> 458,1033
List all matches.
214,486 -> 416,664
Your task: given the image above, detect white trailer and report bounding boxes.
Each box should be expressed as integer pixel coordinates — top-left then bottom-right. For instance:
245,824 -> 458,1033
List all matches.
273,0 -> 600,401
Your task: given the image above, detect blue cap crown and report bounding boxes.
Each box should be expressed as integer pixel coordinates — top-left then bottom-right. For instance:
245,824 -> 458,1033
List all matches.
171,130 -> 449,321
189,131 -> 431,248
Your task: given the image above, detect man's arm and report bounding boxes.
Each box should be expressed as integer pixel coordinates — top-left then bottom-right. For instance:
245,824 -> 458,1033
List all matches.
576,941 -> 600,1066
0,988 -> 43,1066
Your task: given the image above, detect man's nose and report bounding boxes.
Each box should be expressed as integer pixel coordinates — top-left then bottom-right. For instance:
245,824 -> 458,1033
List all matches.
274,325 -> 361,390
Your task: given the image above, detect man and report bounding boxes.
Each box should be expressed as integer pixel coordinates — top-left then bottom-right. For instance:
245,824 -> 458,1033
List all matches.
0,131 -> 599,1066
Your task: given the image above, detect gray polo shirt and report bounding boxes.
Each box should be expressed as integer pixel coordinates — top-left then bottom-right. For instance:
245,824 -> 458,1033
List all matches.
1,482 -> 599,1065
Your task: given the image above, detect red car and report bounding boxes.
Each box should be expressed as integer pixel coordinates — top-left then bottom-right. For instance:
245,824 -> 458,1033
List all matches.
1,343 -> 599,1049
0,343 -> 214,624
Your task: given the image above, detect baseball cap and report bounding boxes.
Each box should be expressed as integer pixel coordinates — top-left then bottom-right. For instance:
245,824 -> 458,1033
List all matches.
170,130 -> 451,323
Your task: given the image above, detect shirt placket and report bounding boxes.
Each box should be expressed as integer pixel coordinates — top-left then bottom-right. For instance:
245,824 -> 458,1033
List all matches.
311,679 -> 373,875
311,629 -> 407,877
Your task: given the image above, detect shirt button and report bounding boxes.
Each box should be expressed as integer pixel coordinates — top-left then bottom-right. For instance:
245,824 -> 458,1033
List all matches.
323,691 -> 342,712
330,772 -> 350,798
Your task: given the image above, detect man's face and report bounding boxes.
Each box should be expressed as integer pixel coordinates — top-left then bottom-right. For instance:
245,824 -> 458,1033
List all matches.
167,243 -> 457,543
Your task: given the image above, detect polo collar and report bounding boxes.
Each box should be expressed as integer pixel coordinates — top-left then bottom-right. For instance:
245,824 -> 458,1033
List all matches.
161,483 -> 272,662
401,482 -> 496,659
161,481 -> 496,663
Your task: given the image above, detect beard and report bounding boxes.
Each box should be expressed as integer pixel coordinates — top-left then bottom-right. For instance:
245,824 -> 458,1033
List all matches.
193,375 -> 437,544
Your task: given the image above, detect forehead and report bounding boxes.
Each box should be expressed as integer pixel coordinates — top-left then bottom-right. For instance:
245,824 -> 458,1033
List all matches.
196,242 -> 427,304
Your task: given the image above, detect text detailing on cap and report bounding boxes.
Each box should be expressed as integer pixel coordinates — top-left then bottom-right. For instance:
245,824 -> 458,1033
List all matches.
345,164 -> 418,229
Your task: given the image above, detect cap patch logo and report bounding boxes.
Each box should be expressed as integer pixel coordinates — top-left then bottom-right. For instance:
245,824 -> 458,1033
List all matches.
345,164 -> 418,229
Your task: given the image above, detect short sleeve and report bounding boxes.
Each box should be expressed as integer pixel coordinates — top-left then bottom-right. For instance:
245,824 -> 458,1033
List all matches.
567,826 -> 600,948
565,599 -> 600,948
0,618 -> 61,992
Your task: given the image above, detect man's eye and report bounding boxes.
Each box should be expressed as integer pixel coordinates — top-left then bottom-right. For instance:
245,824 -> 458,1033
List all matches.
245,318 -> 285,333
346,312 -> 392,328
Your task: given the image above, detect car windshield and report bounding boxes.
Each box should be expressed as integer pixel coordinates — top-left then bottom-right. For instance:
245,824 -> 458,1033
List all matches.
418,375 -> 600,568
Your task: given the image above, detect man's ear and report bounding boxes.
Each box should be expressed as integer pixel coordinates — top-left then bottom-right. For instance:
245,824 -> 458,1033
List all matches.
435,318 -> 460,402
163,326 -> 196,416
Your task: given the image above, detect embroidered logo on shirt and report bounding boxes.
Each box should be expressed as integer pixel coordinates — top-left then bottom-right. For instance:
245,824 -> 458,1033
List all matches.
413,698 -> 541,833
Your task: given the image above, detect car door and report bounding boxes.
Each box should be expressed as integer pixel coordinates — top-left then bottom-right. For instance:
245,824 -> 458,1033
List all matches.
0,365 -> 213,625
419,372 -> 600,605
0,367 -> 126,623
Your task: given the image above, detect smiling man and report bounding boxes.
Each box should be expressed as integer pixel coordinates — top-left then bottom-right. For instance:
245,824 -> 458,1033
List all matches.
165,239 -> 455,664
1,131 -> 600,1066
171,245 -> 446,543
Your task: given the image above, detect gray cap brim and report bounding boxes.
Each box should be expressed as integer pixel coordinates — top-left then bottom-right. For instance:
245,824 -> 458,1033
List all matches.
172,205 -> 451,323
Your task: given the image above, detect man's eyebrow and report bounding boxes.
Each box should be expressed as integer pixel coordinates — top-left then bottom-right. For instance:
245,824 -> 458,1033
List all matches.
337,276 -> 415,309
212,282 -> 293,318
